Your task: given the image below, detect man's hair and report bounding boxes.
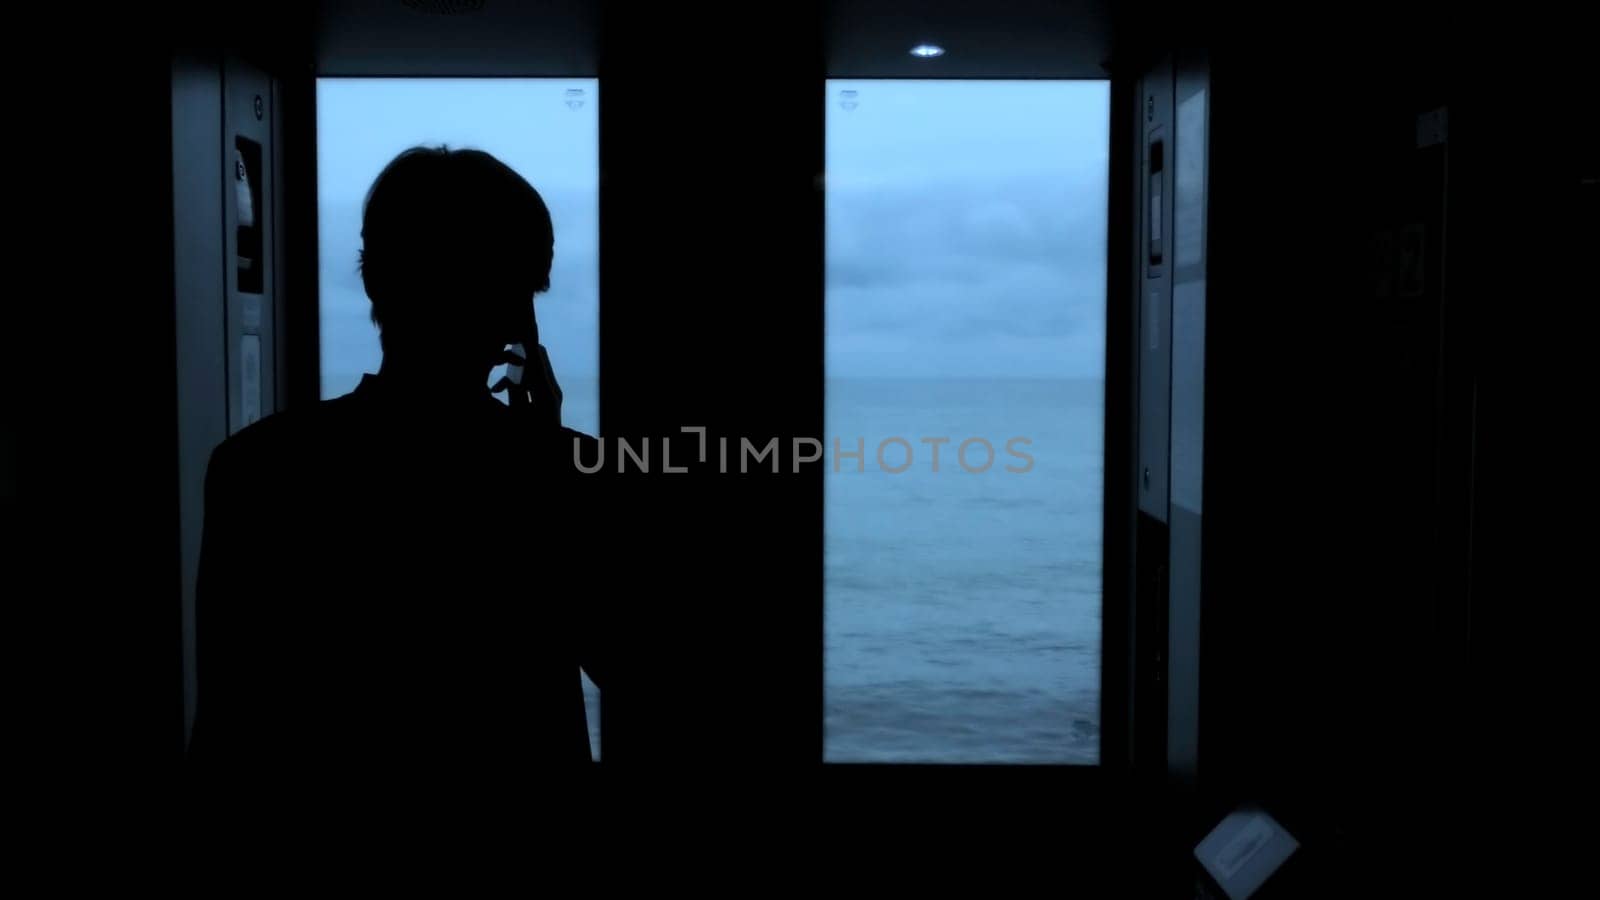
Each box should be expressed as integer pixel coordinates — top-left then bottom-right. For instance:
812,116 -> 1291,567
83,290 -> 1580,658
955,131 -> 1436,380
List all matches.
358,146 -> 554,343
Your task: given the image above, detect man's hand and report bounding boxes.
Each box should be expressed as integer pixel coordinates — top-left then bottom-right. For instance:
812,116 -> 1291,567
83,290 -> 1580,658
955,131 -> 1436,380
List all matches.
490,320 -> 563,431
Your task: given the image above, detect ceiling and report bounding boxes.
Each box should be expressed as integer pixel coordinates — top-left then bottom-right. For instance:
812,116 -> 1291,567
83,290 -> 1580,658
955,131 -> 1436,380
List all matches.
316,0 -> 601,76
316,0 -> 1117,78
825,0 -> 1116,79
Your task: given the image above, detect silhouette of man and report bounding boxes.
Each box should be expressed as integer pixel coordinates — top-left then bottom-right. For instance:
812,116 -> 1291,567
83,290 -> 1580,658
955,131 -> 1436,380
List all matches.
188,147 -> 606,777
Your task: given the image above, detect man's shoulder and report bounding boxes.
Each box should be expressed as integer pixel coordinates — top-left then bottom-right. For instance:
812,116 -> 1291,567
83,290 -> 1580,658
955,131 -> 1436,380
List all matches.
561,427 -> 600,452
208,392 -> 367,471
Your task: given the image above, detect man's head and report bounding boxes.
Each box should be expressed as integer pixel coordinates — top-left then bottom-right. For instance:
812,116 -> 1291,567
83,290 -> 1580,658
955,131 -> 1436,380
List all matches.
359,146 -> 554,368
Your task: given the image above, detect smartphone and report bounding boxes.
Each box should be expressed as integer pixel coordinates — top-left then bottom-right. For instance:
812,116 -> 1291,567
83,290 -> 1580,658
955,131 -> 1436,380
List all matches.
506,342 -> 528,388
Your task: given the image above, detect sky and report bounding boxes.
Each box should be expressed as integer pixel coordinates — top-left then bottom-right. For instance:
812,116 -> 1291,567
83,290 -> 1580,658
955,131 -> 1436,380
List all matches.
317,78 -> 1110,400
826,79 -> 1109,379
317,78 -> 600,408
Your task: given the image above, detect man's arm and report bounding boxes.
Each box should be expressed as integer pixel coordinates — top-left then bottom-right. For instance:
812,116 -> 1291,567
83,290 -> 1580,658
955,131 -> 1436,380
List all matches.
186,439 -> 245,766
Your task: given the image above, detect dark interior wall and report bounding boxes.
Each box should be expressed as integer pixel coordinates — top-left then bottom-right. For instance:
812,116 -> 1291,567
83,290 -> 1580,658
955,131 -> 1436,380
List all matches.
19,2 -> 314,776
595,3 -> 823,768
22,10 -> 182,777
1198,42 -> 1455,875
1168,6 -> 1592,888
1423,16 -> 1593,873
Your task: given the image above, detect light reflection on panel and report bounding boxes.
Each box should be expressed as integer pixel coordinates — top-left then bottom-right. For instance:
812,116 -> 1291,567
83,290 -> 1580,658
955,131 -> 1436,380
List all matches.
824,80 -> 1109,763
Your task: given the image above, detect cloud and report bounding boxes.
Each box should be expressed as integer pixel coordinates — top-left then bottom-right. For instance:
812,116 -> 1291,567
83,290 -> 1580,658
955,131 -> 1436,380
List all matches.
826,175 -> 1107,377
824,80 -> 1109,379
317,79 -> 1106,385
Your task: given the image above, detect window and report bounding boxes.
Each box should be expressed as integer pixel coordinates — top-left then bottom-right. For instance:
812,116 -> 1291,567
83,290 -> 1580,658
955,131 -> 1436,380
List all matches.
316,78 -> 600,434
316,78 -> 601,755
825,80 -> 1109,763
